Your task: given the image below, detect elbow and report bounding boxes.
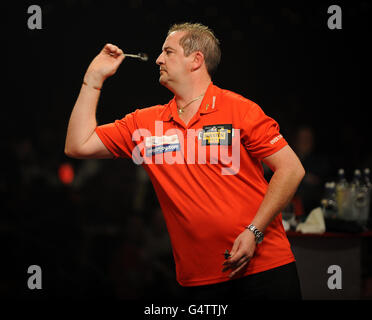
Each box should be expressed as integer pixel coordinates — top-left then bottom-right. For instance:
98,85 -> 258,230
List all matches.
64,146 -> 75,158
64,144 -> 80,159
297,163 -> 306,183
65,143 -> 93,159
284,159 -> 305,185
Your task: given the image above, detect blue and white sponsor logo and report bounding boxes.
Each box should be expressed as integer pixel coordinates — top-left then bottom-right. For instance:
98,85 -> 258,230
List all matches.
146,143 -> 180,156
145,134 -> 181,156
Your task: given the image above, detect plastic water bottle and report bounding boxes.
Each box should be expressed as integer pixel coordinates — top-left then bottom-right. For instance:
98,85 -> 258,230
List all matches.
321,181 -> 337,219
351,169 -> 362,188
351,169 -> 368,224
360,168 -> 371,227
363,168 -> 371,189
335,168 -> 349,219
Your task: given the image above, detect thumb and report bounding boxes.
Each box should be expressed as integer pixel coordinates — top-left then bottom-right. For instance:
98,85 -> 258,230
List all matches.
116,51 -> 125,64
229,237 -> 241,258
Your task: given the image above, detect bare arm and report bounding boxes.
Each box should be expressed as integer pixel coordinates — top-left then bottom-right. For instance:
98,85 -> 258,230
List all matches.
65,43 -> 125,159
223,145 -> 305,278
251,145 -> 305,232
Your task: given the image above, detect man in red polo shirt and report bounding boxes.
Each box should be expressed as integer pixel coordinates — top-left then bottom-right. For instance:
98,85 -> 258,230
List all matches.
65,23 -> 305,299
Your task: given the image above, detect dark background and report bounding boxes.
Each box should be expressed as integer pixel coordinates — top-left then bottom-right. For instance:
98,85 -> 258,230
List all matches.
3,0 -> 372,299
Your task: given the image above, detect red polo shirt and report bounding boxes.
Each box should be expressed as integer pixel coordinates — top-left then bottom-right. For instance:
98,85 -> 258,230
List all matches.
95,82 -> 295,286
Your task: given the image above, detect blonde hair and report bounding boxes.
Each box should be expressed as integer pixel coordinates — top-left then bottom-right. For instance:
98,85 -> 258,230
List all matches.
168,22 -> 221,77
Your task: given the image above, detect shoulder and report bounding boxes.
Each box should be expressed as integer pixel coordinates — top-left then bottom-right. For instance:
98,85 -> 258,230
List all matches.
215,85 -> 261,114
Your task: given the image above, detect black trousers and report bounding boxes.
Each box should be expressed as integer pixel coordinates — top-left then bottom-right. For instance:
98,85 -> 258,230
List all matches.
183,262 -> 302,300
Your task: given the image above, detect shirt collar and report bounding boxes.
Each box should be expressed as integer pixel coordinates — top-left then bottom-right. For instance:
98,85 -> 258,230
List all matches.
160,82 -> 219,122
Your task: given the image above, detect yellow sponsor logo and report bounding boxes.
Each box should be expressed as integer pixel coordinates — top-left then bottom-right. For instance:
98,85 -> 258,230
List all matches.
202,130 -> 231,144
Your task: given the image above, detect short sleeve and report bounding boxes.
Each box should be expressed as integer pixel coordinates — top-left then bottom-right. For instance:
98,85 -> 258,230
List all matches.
241,103 -> 287,160
95,112 -> 137,159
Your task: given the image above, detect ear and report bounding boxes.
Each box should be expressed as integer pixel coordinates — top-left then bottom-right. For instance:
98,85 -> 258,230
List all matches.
190,51 -> 204,72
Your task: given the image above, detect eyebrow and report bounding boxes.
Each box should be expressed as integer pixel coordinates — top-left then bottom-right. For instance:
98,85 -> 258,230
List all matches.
162,46 -> 176,51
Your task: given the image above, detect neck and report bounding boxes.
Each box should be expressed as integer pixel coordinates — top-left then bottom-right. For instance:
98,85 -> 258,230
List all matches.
174,77 -> 211,108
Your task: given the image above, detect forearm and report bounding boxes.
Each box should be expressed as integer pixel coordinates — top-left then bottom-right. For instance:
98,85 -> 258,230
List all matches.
223,146 -> 304,277
251,166 -> 304,232
65,73 -> 102,154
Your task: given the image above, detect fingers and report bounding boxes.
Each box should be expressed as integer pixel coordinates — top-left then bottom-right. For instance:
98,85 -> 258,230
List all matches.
103,43 -> 125,58
222,250 -> 244,268
222,251 -> 250,271
222,253 -> 251,278
229,258 -> 250,278
229,238 -> 240,259
221,234 -> 255,277
227,248 -> 245,266
222,238 -> 244,267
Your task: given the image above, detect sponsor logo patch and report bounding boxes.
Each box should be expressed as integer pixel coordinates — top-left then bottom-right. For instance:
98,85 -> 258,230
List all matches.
145,134 -> 180,156
270,134 -> 283,145
199,124 -> 234,146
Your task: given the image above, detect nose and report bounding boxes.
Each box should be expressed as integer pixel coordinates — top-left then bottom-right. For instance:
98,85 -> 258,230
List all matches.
156,52 -> 164,66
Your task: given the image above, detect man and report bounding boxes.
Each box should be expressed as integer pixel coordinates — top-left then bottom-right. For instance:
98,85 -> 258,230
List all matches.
65,23 -> 305,299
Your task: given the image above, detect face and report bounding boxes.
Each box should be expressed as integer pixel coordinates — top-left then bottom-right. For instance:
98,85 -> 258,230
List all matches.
156,31 -> 192,89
